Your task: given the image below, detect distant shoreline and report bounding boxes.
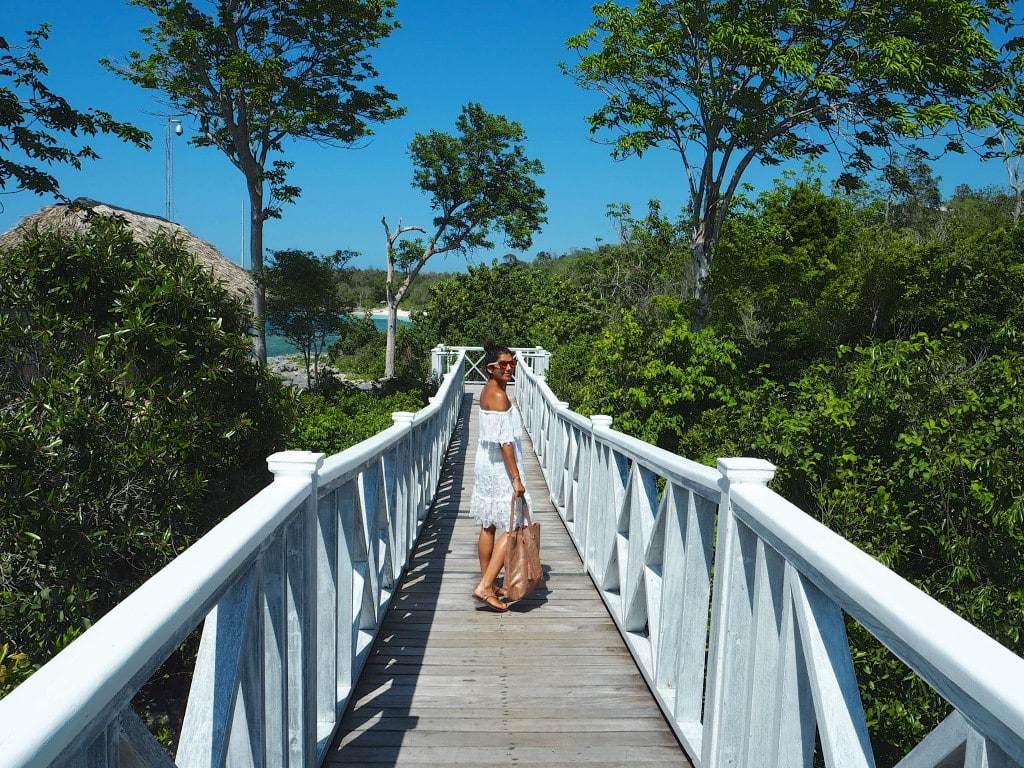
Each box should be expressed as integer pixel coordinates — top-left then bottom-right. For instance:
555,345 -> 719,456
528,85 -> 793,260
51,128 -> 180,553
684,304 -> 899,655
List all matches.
265,309 -> 410,358
359,307 -> 411,320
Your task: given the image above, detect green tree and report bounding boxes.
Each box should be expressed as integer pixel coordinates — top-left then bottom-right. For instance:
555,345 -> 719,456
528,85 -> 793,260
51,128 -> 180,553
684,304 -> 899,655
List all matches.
880,152 -> 944,235
565,0 -> 1020,317
707,175 -> 864,375
410,259 -> 601,351
944,184 -> 1016,236
287,387 -> 425,456
260,248 -> 351,388
338,266 -> 387,311
0,216 -> 289,668
565,200 -> 694,316
105,0 -> 404,364
0,25 -> 149,199
882,226 -> 1024,350
328,313 -> 385,380
381,102 -> 547,378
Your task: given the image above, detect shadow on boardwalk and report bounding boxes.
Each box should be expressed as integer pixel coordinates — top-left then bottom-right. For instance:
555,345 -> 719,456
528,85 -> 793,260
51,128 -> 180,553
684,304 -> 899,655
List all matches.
325,388 -> 691,767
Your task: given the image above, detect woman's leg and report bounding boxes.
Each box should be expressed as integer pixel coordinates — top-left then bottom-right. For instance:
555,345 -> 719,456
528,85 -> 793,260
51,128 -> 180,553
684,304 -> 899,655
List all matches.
477,525 -> 496,575
475,532 -> 509,597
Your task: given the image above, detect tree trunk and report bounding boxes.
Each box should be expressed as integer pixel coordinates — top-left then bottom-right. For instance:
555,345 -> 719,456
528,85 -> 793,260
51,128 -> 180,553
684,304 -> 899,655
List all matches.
690,224 -> 713,327
384,286 -> 399,380
381,217 -> 428,379
248,181 -> 267,365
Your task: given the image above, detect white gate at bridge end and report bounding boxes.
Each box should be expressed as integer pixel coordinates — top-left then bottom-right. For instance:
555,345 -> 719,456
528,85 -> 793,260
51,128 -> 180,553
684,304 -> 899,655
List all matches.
431,344 -> 550,383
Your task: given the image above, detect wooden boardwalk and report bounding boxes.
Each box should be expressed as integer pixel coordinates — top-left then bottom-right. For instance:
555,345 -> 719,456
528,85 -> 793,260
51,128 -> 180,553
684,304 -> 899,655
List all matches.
325,386 -> 691,767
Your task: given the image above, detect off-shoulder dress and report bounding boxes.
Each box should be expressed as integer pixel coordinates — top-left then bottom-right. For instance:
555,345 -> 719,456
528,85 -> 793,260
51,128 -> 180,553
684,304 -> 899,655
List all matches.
469,406 -> 532,531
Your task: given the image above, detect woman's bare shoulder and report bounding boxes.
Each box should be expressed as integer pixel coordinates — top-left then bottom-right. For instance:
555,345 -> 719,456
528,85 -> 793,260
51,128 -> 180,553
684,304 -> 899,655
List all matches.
479,383 -> 511,412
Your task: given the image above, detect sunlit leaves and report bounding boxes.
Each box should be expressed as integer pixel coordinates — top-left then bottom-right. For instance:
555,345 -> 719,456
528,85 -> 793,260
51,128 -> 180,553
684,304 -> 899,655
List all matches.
573,296 -> 740,450
0,25 -> 150,199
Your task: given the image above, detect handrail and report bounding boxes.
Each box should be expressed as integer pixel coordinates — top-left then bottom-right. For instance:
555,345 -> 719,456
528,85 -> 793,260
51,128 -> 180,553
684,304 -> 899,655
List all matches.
0,352 -> 468,768
514,361 -> 1024,768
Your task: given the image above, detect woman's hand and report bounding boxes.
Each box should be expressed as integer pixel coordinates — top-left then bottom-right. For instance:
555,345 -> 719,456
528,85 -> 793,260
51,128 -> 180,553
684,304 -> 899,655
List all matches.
512,477 -> 525,498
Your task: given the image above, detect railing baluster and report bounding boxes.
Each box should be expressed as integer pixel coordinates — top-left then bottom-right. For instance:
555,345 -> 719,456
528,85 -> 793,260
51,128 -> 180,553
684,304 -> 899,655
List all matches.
176,567 -> 257,767
315,483 -> 339,743
333,479 -> 358,703
744,541 -> 787,766
771,562 -> 816,768
261,533 -> 287,768
790,572 -> 875,767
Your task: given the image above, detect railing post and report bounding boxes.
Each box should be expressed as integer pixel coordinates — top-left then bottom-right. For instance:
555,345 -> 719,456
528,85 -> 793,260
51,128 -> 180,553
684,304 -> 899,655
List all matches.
265,450 -> 324,768
267,450 -> 325,480
533,346 -> 550,378
703,457 -> 776,768
391,412 -> 416,425
431,344 -> 447,379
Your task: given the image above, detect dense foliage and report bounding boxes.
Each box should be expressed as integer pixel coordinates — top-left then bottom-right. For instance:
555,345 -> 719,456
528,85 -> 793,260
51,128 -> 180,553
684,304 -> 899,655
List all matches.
337,266 -> 446,311
0,217 -> 291,688
286,385 -> 427,456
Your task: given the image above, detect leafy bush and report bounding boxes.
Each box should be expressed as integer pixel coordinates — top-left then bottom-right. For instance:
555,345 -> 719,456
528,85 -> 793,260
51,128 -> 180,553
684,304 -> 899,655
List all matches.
0,643 -> 35,698
0,216 -> 291,670
328,313 -> 386,379
287,386 -> 427,456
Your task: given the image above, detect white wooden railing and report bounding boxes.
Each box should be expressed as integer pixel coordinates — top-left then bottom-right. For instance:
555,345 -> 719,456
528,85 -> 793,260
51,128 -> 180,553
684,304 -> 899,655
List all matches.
514,360 -> 1024,768
0,354 -> 466,768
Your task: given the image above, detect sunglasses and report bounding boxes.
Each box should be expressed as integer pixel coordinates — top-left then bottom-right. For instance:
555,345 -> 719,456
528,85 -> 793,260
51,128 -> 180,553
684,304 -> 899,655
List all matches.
488,359 -> 518,370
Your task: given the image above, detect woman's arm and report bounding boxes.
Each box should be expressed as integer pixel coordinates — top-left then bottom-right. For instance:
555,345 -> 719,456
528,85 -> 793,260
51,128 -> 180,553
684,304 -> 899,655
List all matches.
501,442 -> 526,498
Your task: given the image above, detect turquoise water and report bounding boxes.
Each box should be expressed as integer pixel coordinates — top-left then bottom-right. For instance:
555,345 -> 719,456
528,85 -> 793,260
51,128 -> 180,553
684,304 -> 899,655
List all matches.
266,315 -> 409,357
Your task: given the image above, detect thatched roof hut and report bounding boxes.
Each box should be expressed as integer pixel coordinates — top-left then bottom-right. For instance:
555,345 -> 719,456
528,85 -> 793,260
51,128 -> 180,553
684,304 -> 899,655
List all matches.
0,198 -> 254,304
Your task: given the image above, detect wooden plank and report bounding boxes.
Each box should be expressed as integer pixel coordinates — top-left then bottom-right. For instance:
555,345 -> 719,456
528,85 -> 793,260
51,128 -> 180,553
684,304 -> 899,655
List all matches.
339,715 -> 677,734
325,386 -> 691,767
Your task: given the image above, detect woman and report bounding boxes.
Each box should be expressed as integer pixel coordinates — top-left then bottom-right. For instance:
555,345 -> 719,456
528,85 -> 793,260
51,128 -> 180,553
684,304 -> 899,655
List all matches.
469,344 -> 530,612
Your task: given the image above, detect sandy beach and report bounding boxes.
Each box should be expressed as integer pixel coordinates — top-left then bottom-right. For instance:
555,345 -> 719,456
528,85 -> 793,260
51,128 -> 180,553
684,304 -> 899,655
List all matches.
361,307 -> 411,320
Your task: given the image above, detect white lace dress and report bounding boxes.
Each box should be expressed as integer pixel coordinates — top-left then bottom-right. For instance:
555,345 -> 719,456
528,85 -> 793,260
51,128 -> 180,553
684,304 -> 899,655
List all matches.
470,406 -> 532,531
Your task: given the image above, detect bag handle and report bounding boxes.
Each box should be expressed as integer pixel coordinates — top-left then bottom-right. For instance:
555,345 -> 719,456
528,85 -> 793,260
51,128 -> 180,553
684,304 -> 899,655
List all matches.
508,494 -> 532,531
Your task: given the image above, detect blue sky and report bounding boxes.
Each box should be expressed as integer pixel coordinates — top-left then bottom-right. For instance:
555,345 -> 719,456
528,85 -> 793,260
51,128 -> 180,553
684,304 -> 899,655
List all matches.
1,1 -> 1016,271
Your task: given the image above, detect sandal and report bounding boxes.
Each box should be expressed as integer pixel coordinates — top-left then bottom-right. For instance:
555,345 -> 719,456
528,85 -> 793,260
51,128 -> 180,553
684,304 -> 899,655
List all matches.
472,589 -> 508,613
